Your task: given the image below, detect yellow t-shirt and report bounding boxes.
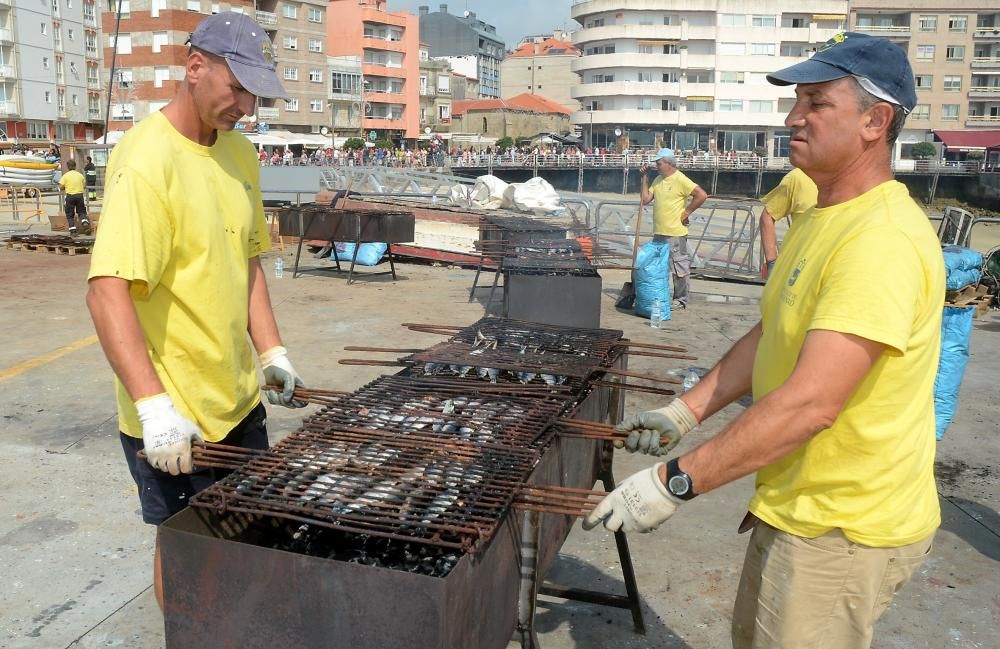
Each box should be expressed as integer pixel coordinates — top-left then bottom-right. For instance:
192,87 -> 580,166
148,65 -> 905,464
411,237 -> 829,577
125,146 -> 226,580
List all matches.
88,111 -> 271,442
650,170 -> 698,237
750,180 -> 944,547
59,169 -> 86,195
761,167 -> 817,222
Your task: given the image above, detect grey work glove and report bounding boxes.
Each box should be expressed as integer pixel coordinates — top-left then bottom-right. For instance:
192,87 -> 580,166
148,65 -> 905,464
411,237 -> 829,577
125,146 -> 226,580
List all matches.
260,345 -> 308,408
136,394 -> 202,475
582,463 -> 683,533
615,398 -> 699,456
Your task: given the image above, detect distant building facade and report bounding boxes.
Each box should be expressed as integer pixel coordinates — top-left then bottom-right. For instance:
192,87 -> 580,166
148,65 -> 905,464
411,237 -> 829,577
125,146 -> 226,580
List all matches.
417,4 -> 503,98
502,34 -> 582,112
450,93 -> 571,140
571,0 -> 849,155
418,44 -> 452,134
327,0 -> 420,141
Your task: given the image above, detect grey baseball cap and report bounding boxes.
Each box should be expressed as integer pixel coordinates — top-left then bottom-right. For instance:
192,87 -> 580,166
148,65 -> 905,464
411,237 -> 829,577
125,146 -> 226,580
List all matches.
187,11 -> 289,100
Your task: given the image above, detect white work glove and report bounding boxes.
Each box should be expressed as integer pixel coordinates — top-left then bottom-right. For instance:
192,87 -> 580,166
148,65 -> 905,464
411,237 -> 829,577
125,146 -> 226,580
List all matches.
615,398 -> 698,456
136,394 -> 202,476
582,463 -> 682,533
260,346 -> 307,408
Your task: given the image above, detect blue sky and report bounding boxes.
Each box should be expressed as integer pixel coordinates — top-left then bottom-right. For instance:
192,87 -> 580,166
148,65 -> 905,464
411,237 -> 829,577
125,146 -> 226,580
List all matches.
387,0 -> 576,48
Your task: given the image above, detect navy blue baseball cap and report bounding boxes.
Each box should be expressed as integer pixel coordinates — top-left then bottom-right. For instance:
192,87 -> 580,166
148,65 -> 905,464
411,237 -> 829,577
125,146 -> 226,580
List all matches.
766,32 -> 916,113
187,11 -> 289,100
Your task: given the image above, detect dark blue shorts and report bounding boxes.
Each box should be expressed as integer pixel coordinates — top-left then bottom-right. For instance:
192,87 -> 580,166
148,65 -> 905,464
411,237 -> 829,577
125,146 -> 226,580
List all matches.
121,402 -> 269,525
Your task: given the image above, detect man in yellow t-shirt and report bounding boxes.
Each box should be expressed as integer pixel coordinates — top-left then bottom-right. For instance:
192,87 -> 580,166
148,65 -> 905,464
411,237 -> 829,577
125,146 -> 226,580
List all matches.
587,33 -> 942,649
639,148 -> 708,308
86,12 -> 305,609
759,167 -> 817,275
58,159 -> 89,236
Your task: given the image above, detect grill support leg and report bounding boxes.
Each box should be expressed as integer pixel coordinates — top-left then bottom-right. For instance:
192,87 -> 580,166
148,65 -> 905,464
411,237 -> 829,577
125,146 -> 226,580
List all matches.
516,510 -> 541,649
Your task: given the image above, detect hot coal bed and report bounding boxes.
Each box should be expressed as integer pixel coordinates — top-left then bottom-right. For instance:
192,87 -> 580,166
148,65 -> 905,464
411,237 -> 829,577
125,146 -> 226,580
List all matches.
159,317 -> 642,649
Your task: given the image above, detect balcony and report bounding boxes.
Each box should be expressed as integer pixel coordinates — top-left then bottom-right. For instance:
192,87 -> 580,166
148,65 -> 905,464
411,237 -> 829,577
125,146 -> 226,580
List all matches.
966,115 -> 1000,126
360,8 -> 406,28
87,77 -> 100,89
572,23 -> 683,45
363,116 -> 405,130
974,27 -> 1000,40
0,100 -> 17,115
89,108 -> 102,120
256,11 -> 277,27
572,53 -> 682,73
972,56 -> 1000,68
362,35 -> 405,53
366,91 -> 405,104
854,25 -> 911,40
257,106 -> 280,120
969,86 -> 1000,99
572,81 -> 681,99
84,13 -> 97,28
363,63 -> 403,79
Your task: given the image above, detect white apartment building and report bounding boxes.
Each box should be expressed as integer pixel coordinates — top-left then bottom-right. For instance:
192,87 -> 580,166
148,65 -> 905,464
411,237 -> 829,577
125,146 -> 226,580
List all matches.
570,0 -> 849,155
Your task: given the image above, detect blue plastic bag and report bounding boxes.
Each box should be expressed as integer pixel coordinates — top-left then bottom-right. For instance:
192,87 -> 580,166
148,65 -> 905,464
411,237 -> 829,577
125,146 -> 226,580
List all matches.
633,240 -> 672,320
331,242 -> 388,266
933,305 -> 974,440
942,246 -> 983,291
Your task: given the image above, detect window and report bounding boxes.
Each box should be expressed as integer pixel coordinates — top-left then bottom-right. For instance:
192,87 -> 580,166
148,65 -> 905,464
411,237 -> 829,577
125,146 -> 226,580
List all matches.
663,16 -> 675,26
780,44 -> 808,57
419,75 -> 427,94
88,95 -> 100,116
154,66 -> 169,88
44,90 -> 52,103
282,4 -> 297,19
916,45 -> 935,60
637,70 -> 654,82
83,3 -> 96,22
111,103 -> 134,120
284,98 -> 299,111
308,38 -> 322,53
662,72 -> 678,82
331,72 -> 360,95
308,7 -> 322,23
948,15 -> 967,32
719,42 -> 746,56
437,76 -> 450,93
152,31 -> 168,53
661,99 -> 676,110
751,43 -> 775,56
751,15 -> 776,27
41,22 -> 48,35
687,99 -> 712,112
116,69 -> 132,88
946,46 -> 965,61
283,36 -> 297,50
639,15 -> 654,26
310,99 -> 323,112
782,16 -> 806,28
56,123 -> 74,141
438,104 -> 450,121
749,100 -> 773,112
638,44 -> 654,54
42,56 -> 50,69
419,49 -> 429,61
637,97 -> 652,110
719,14 -> 744,27
283,66 -> 298,81
86,32 -> 97,55
68,28 -> 75,40
28,120 -> 49,139
911,105 -> 930,120
150,0 -> 166,17
915,75 -> 933,90
117,0 -> 130,17
112,33 -> 132,54
918,15 -> 937,31
52,0 -> 60,17
309,69 -> 322,83
186,0 -> 200,12
663,43 -> 678,54
720,71 -> 745,84
943,75 -> 962,91
687,70 -> 713,83
941,104 -> 959,120
719,99 -> 744,112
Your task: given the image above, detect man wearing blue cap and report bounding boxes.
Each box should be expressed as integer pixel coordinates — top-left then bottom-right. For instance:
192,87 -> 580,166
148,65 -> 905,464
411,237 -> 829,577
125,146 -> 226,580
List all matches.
86,12 -> 307,608
639,148 -> 708,309
587,33 -> 943,649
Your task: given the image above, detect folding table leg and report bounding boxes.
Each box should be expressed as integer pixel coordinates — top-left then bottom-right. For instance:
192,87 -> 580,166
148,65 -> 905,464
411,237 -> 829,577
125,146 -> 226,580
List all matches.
386,243 -> 398,280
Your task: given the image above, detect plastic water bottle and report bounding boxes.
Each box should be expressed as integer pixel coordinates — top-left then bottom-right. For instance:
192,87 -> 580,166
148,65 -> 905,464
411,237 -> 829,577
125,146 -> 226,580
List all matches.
682,368 -> 700,392
650,298 -> 661,329
274,257 -> 284,279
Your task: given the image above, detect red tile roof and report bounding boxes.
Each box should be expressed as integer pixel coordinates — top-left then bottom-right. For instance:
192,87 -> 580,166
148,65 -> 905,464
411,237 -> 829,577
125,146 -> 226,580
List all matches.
452,93 -> 572,116
934,130 -> 1000,150
508,38 -> 581,58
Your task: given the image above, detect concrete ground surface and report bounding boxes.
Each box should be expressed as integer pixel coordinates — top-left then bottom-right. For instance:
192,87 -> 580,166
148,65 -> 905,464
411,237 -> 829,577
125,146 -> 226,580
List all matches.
1,226 -> 998,649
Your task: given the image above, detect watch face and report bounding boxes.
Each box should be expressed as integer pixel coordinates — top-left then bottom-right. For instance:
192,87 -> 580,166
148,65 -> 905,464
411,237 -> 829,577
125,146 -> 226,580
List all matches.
668,474 -> 690,497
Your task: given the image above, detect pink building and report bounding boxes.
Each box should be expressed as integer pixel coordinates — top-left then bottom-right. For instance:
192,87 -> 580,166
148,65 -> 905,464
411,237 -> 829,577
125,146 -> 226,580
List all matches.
327,0 -> 421,141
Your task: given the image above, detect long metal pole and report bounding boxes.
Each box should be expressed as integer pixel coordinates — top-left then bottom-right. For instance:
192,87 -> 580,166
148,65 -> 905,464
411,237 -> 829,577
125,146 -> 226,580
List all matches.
102,0 -> 125,139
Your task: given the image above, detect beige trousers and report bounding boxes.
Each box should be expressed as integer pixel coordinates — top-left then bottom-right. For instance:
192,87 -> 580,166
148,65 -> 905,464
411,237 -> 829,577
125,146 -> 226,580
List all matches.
732,521 -> 933,649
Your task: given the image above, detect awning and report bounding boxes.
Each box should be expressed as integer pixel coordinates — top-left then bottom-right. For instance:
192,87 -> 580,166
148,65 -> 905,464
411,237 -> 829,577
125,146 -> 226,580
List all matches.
933,129 -> 1000,151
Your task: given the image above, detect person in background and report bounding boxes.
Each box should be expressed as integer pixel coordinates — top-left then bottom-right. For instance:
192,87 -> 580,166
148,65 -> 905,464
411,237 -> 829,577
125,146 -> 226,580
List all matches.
84,156 -> 98,202
759,167 -> 817,276
587,33 -> 942,649
86,11 -> 306,611
638,148 -> 709,309
59,159 -> 89,236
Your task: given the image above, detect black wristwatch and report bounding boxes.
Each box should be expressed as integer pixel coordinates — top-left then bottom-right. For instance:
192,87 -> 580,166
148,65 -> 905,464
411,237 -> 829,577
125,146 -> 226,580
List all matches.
666,458 -> 697,500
